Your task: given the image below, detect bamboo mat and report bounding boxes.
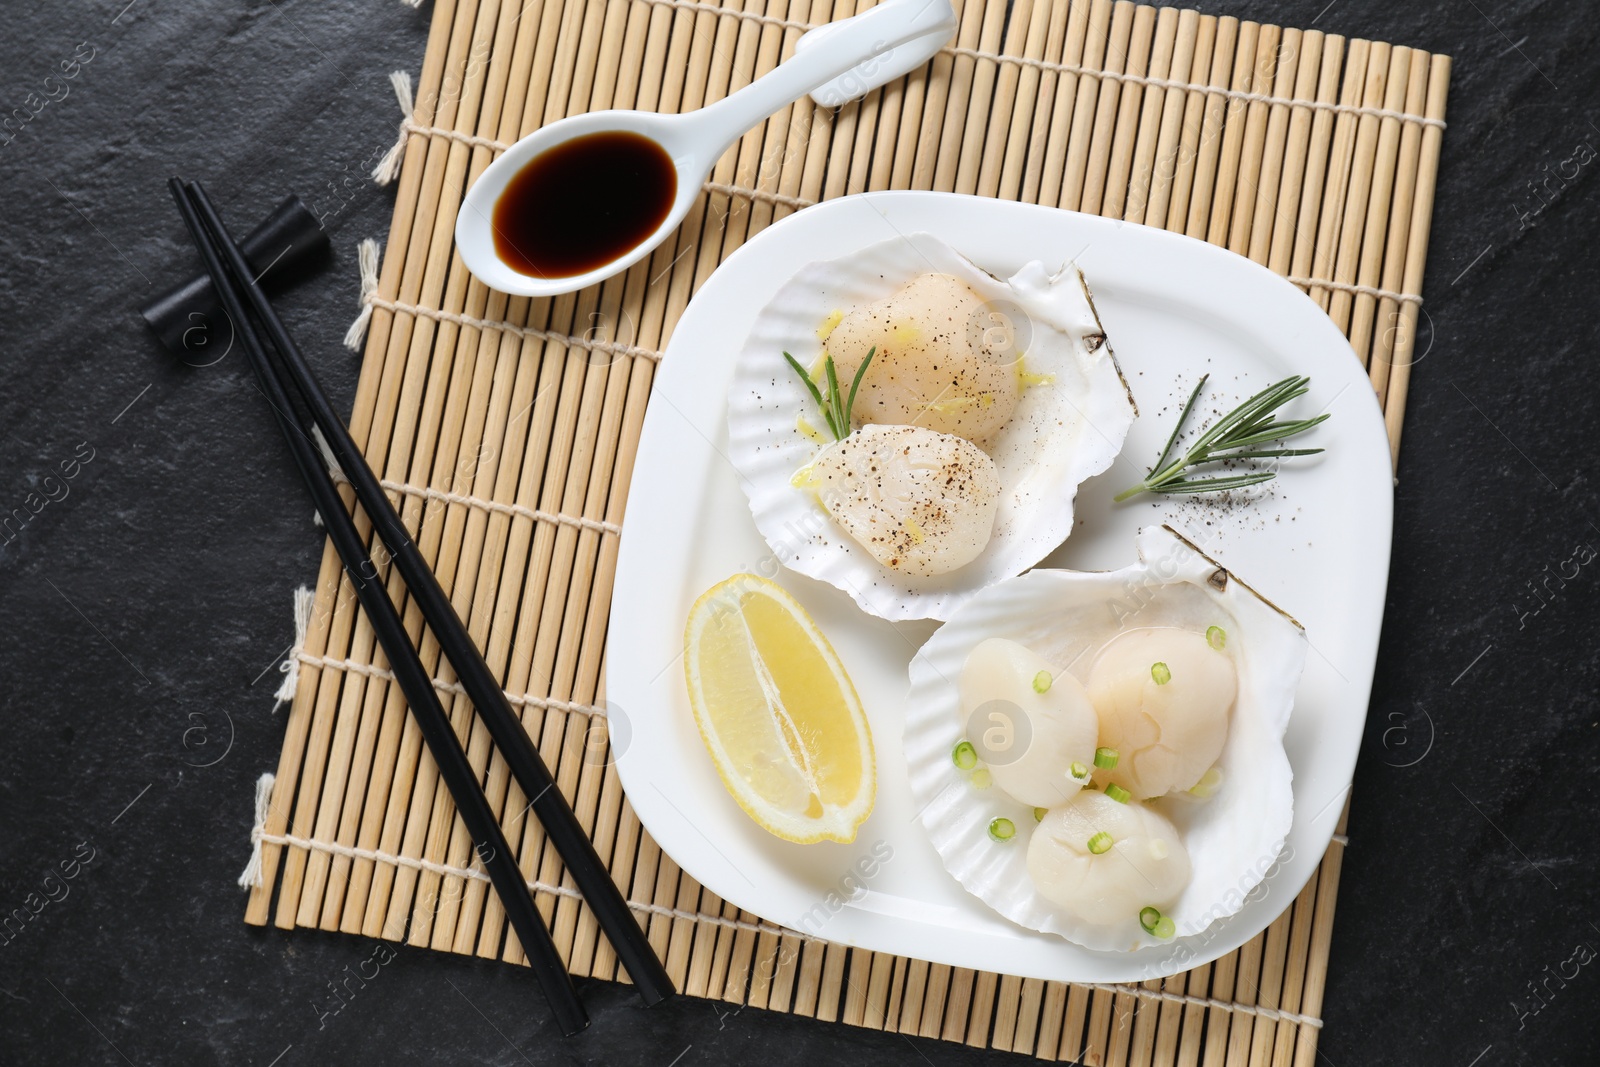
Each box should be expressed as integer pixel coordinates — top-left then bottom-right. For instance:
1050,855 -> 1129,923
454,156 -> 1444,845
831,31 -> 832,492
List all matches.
242,0 -> 1450,1062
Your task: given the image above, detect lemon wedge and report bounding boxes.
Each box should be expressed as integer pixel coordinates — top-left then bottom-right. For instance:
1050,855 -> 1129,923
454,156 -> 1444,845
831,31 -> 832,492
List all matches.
683,574 -> 875,843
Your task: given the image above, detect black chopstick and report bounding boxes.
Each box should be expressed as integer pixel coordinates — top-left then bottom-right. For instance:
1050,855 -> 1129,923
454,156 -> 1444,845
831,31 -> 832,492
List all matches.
179,181 -> 675,1007
167,179 -> 590,1036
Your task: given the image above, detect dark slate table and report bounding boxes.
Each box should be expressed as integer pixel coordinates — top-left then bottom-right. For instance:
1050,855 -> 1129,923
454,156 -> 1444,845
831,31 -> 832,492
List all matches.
1,2 -> 1594,1064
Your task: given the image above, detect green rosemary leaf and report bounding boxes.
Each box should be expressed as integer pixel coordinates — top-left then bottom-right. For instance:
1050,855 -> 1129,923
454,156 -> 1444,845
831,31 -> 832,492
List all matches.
844,347 -> 874,433
824,353 -> 844,440
1151,374 -> 1207,476
1211,447 -> 1325,460
1114,375 -> 1328,501
783,351 -> 823,403
1149,472 -> 1278,494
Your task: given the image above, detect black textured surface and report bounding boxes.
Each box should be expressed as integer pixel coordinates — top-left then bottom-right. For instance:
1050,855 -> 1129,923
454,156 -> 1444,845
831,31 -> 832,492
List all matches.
1,2 -> 1596,1065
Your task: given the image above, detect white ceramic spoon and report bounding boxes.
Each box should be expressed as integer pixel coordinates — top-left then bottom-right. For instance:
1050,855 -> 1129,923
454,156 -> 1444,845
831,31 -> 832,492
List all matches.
456,0 -> 958,297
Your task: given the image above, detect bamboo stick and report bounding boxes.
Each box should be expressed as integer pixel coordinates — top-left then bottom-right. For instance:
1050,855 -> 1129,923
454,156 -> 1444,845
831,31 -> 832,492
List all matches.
897,958 -> 930,1033
866,950 -> 897,1028
1098,2 -> 1157,218
992,973 -> 1023,1050
1269,863 -> 1322,1066
1244,25 -> 1296,263
1181,16 -> 1237,238
1293,803 -> 1351,1066
1204,19 -> 1258,246
1060,0 -> 1121,212
1030,0 -> 1093,208
1015,978 -> 1047,1055
1200,952 -> 1242,1064
1326,42 -> 1397,342
905,0 -> 960,189
1141,8 -> 1200,228
1385,55 -> 1451,466
917,966 -> 952,1036
841,948 -> 872,1024
1107,988 -> 1138,1066
950,0 -> 1008,194
942,968 -> 978,1041
1305,37 -> 1369,310
1346,44 -> 1414,367
1123,6 -> 1181,223
1036,981 -> 1069,1060
1129,978 -> 1162,1067
1244,907 -> 1294,1066
1016,0 -> 1076,205
1162,13 -> 1215,233
988,0 -> 1050,201
1175,962 -> 1211,1067
1220,931 -> 1265,1065
1224,22 -> 1279,254
1082,985 -> 1117,1066
1058,983 -> 1090,1061
965,969 -> 998,1047
1265,30 -> 1326,276
1364,47 -> 1429,398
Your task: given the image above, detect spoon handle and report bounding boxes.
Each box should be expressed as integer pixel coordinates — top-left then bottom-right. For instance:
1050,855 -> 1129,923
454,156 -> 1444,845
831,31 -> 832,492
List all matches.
691,0 -> 956,153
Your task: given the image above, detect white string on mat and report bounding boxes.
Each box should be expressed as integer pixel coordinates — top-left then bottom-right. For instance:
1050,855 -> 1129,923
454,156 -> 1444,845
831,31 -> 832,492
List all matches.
375,480 -> 623,537
940,44 -> 1446,130
638,0 -> 813,34
342,238 -> 669,358
236,773 -> 1325,1029
323,461 -> 625,536
272,586 -> 315,713
1288,275 -> 1424,304
292,650 -> 609,719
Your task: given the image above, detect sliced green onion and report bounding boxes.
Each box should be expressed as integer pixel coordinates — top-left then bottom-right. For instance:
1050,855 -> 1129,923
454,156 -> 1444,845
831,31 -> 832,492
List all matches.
989,817 -> 1016,841
970,768 -> 993,789
1206,625 -> 1227,650
1032,670 -> 1053,693
1151,661 -> 1172,685
1188,766 -> 1225,799
1094,747 -> 1119,770
1105,783 -> 1132,804
1087,831 -> 1113,855
1033,807 -> 1048,822
1153,916 -> 1176,939
1139,907 -> 1162,933
1070,761 -> 1090,781
952,739 -> 978,770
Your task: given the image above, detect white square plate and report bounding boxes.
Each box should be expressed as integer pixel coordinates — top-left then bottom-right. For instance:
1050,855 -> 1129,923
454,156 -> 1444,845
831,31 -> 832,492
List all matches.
607,191 -> 1391,984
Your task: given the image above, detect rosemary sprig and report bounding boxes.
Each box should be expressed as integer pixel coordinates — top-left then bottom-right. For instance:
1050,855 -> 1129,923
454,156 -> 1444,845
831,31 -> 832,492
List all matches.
783,347 -> 874,442
1114,374 -> 1328,501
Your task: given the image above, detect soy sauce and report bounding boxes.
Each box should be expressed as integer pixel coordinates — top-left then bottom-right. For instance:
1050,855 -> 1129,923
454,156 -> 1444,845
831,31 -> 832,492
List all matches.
491,130 -> 677,279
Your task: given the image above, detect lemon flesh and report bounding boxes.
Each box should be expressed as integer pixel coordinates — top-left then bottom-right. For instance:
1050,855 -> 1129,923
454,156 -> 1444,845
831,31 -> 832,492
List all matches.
684,574 -> 875,843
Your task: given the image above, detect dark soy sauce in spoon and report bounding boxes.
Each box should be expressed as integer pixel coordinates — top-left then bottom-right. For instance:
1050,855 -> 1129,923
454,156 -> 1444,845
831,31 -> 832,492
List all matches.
491,130 -> 678,279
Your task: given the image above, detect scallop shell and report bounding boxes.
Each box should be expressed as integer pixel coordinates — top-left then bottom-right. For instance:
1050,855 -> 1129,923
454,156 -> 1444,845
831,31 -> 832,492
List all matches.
903,525 -> 1304,952
726,232 -> 1136,621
